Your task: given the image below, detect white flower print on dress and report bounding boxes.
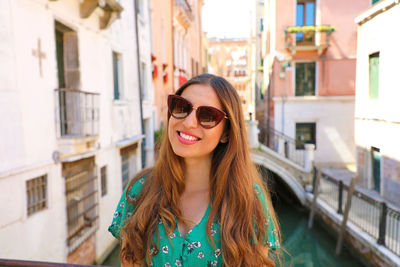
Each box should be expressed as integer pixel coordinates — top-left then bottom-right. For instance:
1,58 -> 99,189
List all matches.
164,263 -> 171,267
162,245 -> 169,254
211,229 -> 217,236
192,241 -> 201,248
113,211 -> 120,218
207,260 -> 218,267
128,195 -> 137,202
119,201 -> 125,208
139,178 -> 145,184
169,233 -> 176,239
197,251 -> 205,259
187,242 -> 194,253
214,248 -> 221,258
149,247 -> 157,255
174,259 -> 182,266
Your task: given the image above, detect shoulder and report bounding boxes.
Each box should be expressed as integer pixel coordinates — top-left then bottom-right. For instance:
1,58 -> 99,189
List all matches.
126,176 -> 147,201
108,175 -> 149,240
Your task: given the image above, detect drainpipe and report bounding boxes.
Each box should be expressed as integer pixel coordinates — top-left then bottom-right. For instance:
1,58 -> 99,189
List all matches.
134,0 -> 146,168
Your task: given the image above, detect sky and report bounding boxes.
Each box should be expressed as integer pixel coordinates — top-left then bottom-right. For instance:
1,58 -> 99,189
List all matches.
202,0 -> 251,39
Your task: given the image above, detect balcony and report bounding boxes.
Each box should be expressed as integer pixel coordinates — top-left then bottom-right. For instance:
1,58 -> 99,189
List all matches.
175,0 -> 193,29
49,0 -> 123,29
54,89 -> 99,158
284,25 -> 336,55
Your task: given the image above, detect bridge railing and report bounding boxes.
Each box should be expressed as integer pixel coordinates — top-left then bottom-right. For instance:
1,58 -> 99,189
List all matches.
317,170 -> 400,257
258,122 -> 305,167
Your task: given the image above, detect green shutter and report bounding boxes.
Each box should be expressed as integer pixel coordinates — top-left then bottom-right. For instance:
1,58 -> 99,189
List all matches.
369,53 -> 379,100
113,52 -> 120,100
372,0 -> 381,5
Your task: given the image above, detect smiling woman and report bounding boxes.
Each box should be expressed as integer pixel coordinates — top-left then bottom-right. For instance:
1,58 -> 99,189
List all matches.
108,74 -> 281,266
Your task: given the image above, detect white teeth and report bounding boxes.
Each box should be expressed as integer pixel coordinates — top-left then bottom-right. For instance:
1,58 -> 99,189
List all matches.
179,132 -> 199,141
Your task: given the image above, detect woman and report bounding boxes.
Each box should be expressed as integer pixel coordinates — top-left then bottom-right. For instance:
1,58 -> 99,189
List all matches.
109,74 -> 281,266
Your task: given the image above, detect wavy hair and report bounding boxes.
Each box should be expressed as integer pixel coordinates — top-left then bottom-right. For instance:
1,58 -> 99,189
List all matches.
120,74 -> 281,266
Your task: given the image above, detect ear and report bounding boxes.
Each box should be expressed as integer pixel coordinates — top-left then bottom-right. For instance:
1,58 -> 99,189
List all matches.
220,131 -> 229,143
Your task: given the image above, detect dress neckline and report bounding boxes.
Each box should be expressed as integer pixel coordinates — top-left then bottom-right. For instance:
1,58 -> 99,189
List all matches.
175,203 -> 211,239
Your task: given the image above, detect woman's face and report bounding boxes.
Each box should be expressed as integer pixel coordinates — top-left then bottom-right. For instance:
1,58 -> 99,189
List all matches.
168,83 -> 226,161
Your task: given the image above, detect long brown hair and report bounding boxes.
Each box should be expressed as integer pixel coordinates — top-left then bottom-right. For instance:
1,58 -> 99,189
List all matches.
120,74 -> 281,266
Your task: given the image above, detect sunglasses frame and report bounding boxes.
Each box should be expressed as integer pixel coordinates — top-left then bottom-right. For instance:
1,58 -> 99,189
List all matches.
167,94 -> 228,129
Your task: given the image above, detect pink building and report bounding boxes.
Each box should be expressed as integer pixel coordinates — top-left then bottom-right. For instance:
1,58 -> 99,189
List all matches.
260,0 -> 370,167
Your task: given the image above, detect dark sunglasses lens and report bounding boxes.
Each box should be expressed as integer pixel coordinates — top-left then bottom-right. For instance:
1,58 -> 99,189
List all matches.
197,107 -> 223,128
169,96 -> 191,118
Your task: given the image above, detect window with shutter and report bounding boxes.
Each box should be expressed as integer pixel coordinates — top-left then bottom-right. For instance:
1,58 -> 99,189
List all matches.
369,52 -> 379,100
295,62 -> 316,96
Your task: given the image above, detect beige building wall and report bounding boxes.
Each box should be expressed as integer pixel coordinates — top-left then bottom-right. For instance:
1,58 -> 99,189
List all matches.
354,0 -> 400,205
0,0 -> 145,263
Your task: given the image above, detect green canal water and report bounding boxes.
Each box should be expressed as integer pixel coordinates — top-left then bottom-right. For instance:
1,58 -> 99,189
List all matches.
274,196 -> 370,267
102,198 -> 369,267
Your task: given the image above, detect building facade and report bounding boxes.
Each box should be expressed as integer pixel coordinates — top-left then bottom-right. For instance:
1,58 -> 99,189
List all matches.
151,0 -> 205,131
208,38 -> 252,120
0,0 -> 152,264
260,0 -> 370,167
354,0 -> 400,205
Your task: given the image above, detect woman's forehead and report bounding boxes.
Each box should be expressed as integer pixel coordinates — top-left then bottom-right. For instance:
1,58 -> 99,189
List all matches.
180,84 -> 223,109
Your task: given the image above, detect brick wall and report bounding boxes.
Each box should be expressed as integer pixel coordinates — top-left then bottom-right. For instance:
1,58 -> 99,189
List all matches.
67,234 -> 95,265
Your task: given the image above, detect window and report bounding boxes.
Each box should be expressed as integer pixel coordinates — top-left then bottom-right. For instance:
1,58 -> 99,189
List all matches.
295,62 -> 316,96
121,143 -> 139,190
369,52 -> 379,100
296,0 -> 315,42
113,52 -> 122,100
295,123 -> 316,149
26,175 -> 47,216
140,62 -> 147,100
372,0 -> 381,4
371,147 -> 381,193
101,166 -> 107,197
63,158 -> 98,253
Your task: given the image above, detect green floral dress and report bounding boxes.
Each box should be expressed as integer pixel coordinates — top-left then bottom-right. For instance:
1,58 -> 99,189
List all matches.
108,177 -> 280,267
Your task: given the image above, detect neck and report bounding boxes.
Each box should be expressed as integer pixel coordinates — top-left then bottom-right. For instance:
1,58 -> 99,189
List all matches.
183,156 -> 211,192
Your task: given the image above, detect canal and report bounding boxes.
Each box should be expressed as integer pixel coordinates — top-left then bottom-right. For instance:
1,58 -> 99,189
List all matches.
102,184 -> 370,266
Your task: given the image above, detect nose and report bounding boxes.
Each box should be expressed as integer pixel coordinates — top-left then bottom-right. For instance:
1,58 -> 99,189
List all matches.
182,109 -> 198,129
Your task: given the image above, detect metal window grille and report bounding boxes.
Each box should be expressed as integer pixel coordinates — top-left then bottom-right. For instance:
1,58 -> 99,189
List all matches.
26,175 -> 47,216
101,166 -> 107,197
55,88 -> 99,137
65,166 -> 98,253
121,154 -> 130,190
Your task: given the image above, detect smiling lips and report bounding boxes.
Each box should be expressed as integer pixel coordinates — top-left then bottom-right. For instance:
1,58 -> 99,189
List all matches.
177,131 -> 201,145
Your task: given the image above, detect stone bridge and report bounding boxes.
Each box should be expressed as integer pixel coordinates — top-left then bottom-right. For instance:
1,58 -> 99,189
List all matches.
247,121 -> 315,205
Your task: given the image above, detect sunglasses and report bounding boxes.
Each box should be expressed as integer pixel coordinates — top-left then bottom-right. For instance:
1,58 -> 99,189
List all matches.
167,94 -> 228,129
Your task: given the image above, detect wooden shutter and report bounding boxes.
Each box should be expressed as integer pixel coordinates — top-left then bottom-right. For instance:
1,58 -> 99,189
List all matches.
64,32 -> 80,89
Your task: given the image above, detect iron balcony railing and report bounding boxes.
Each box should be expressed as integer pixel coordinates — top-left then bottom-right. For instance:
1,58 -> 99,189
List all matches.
317,170 -> 400,256
258,122 -> 305,167
55,89 -> 99,137
284,25 -> 335,54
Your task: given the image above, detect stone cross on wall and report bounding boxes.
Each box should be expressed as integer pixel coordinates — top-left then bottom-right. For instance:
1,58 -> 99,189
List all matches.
32,38 -> 46,77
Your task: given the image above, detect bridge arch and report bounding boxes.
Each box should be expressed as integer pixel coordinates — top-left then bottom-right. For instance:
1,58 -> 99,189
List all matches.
252,153 -> 307,205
